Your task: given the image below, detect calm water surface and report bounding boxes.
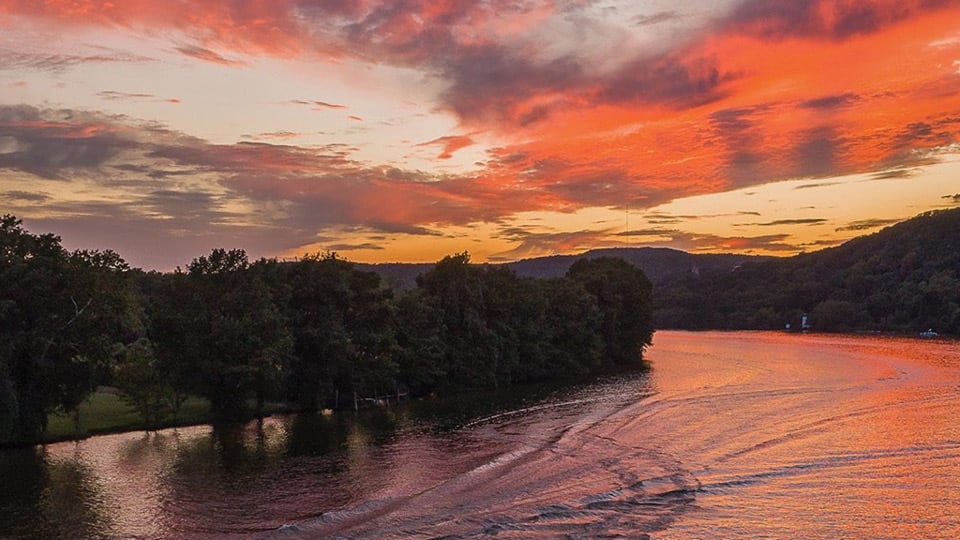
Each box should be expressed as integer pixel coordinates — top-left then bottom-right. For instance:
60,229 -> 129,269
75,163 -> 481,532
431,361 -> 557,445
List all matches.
2,331 -> 959,539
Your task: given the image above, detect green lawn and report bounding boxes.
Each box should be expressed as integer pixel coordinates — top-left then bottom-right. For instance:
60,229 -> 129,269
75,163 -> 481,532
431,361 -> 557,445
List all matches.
43,388 -> 212,442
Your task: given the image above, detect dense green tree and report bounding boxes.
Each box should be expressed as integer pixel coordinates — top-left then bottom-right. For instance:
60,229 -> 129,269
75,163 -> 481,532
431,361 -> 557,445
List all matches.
0,216 -> 136,443
567,256 -> 655,365
411,253 -> 619,389
394,289 -> 448,394
415,253 -> 503,387
143,270 -> 198,420
538,277 -> 604,376
112,338 -> 170,428
280,253 -> 398,408
150,249 -> 291,420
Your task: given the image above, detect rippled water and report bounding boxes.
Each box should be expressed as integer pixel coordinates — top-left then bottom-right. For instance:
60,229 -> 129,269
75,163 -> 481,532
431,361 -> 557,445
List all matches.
2,331 -> 959,539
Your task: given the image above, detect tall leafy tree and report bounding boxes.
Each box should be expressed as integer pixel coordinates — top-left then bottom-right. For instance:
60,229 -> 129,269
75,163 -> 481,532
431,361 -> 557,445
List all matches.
567,257 -> 654,365
282,253 -> 397,408
0,216 -> 136,443
150,249 -> 291,420
112,338 -> 170,428
416,253 -> 499,387
537,277 -> 604,376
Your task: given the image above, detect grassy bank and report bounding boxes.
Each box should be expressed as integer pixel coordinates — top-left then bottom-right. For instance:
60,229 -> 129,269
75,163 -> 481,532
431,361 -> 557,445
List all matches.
42,388 -> 213,444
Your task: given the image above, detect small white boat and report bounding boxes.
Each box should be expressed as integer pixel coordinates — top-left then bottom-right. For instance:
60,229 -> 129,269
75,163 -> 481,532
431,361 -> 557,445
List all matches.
919,329 -> 939,338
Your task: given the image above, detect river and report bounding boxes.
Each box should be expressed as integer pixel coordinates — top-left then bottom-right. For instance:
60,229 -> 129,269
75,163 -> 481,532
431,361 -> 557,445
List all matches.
2,331 -> 959,539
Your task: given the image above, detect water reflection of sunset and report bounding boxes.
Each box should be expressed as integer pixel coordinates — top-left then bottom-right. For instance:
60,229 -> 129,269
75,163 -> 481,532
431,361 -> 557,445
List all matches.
6,332 -> 957,538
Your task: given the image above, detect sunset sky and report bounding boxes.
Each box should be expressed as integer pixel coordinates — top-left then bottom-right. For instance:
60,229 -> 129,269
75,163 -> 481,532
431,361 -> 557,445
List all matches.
2,0 -> 959,270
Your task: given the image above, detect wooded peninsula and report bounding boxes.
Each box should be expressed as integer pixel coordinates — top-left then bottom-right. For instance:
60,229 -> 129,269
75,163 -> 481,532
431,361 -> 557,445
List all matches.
0,215 -> 654,446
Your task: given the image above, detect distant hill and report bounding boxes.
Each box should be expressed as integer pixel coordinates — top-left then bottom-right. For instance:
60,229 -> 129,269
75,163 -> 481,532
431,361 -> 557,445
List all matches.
506,248 -> 768,284
655,207 -> 960,335
359,248 -> 769,289
357,262 -> 435,290
360,208 -> 959,335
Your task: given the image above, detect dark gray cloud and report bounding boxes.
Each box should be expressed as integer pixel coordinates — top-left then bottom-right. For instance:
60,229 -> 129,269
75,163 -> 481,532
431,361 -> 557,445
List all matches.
794,181 -> 844,190
290,100 -> 348,110
304,3 -> 736,126
720,0 -> 955,41
633,230 -> 799,253
363,222 -> 443,236
710,106 -> 761,132
835,218 -> 901,232
643,211 -> 765,224
890,118 -> 960,152
0,105 -> 480,265
754,218 -> 828,226
97,91 -> 156,101
0,105 -> 137,178
799,93 -> 860,109
632,11 -> 682,27
794,126 -> 844,178
941,193 -> 960,202
598,53 -> 729,109
22,209 -> 305,271
325,242 -> 384,251
709,104 -> 774,184
112,163 -> 196,179
175,45 -> 244,66
488,227 -> 615,261
1,190 -> 50,203
140,189 -> 241,224
618,228 -> 681,237
96,91 -> 179,104
438,44 -> 584,124
0,48 -> 153,72
869,168 -> 915,180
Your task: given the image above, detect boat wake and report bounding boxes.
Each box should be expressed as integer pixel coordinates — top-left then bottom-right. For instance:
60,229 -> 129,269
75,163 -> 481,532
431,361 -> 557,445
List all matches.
266,379 -> 696,539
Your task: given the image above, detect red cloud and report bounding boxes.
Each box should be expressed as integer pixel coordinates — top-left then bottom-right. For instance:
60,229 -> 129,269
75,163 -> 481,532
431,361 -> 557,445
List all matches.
1,0 -> 307,57
4,2 -> 960,261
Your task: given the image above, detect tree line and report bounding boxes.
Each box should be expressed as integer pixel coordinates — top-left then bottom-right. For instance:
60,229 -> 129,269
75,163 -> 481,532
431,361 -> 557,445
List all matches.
1,216 -> 654,445
654,208 -> 960,334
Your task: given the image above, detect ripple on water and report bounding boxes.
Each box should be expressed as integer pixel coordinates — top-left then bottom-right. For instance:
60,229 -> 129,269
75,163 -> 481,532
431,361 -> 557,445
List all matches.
4,332 -> 960,539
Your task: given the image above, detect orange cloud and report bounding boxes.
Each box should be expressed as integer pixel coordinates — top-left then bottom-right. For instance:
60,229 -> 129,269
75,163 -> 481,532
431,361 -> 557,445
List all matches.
455,2 -> 960,213
0,0 -> 308,57
4,2 -> 960,263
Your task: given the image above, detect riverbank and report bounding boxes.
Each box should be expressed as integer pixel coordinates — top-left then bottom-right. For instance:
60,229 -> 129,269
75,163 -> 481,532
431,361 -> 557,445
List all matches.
37,389 -> 214,445
18,359 -> 652,448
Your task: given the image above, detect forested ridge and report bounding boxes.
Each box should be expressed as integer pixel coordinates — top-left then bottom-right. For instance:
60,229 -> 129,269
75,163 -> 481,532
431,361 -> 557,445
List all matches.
361,247 -> 766,289
655,207 -> 960,334
0,215 -> 654,445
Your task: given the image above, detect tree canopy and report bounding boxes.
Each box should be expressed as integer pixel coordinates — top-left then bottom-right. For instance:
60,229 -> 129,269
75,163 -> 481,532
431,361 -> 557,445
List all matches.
1,216 -> 137,443
1,216 -> 655,445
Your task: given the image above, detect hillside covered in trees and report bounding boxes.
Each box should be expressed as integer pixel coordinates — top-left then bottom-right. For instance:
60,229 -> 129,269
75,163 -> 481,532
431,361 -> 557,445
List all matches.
361,247 -> 766,289
655,208 -> 960,334
0,215 -> 654,445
